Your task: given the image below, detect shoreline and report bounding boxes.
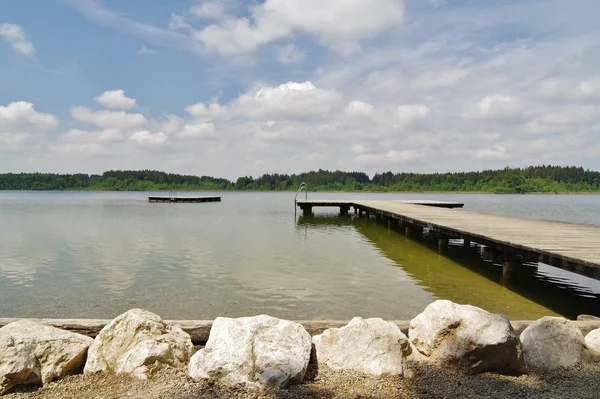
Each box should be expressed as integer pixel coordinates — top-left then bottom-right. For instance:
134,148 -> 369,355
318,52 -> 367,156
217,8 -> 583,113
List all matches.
2,189 -> 600,195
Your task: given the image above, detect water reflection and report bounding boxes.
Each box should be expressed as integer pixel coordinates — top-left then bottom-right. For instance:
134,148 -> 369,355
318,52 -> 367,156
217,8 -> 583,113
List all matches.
297,215 -> 600,319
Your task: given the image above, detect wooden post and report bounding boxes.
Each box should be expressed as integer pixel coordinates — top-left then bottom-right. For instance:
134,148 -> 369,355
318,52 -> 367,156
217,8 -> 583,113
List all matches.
464,239 -> 471,248
359,209 -> 363,217
302,206 -> 312,216
502,261 -> 520,285
340,206 -> 350,216
405,225 -> 413,237
438,237 -> 449,254
387,219 -> 391,230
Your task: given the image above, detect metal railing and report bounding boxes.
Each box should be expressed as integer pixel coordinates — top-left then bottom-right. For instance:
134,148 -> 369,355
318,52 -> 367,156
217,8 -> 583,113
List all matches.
294,182 -> 308,204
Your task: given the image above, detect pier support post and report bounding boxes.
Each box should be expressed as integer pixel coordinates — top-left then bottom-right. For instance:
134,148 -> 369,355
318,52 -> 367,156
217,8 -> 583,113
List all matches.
302,206 -> 313,216
405,225 -> 422,238
438,237 -> 449,254
464,239 -> 471,248
340,206 -> 350,216
502,261 -> 520,285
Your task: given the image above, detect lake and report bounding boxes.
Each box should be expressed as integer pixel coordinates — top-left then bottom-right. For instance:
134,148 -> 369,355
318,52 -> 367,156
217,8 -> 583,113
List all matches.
1,191 -> 599,321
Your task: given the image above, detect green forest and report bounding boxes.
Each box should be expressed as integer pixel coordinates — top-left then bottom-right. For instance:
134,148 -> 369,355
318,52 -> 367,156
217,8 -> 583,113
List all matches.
1,166 -> 600,194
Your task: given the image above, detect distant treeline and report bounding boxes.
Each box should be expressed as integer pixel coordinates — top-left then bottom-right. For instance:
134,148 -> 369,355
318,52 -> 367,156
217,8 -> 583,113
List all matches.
1,166 -> 600,193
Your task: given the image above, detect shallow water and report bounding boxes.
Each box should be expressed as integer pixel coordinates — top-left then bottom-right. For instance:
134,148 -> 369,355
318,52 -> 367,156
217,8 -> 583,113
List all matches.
0,191 -> 599,320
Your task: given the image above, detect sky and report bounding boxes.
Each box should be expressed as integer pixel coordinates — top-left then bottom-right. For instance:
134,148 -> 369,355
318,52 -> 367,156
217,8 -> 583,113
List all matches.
1,0 -> 599,179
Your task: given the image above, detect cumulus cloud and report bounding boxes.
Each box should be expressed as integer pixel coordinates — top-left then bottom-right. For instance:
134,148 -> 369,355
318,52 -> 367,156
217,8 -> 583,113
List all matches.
357,150 -> 424,167
345,101 -> 375,118
232,81 -> 343,120
177,122 -> 216,139
475,146 -> 509,161
180,0 -> 404,55
0,102 -> 59,132
463,95 -> 526,123
538,77 -> 600,102
394,104 -> 431,128
61,128 -> 124,143
95,89 -> 137,110
129,130 -> 168,145
190,2 -> 226,20
0,23 -> 35,56
71,106 -> 147,129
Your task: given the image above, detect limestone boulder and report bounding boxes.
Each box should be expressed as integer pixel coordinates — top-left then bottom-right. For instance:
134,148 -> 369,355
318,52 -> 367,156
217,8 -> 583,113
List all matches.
84,309 -> 193,379
312,317 -> 409,376
0,320 -> 93,395
188,315 -> 311,391
409,300 -> 525,374
586,329 -> 600,356
520,316 -> 585,370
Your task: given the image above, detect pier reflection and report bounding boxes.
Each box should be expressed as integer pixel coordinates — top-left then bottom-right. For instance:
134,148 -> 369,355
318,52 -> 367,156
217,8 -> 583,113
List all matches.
296,215 -> 600,319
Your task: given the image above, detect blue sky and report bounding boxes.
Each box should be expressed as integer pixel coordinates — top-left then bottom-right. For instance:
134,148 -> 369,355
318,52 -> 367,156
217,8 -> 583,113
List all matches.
1,0 -> 600,179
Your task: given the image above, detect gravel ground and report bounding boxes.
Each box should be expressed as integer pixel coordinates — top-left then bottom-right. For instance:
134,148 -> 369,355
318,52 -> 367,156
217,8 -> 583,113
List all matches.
4,362 -> 600,399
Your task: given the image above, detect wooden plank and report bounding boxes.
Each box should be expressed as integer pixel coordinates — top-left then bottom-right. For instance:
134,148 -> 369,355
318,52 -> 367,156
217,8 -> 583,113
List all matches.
2,318 -> 599,344
296,199 -> 600,278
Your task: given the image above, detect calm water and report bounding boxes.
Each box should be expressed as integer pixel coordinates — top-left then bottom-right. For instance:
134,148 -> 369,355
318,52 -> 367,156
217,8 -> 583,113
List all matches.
1,191 -> 599,320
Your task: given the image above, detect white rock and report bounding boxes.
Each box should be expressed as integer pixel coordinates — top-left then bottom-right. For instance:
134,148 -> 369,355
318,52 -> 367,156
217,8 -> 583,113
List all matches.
409,300 -> 525,374
188,315 -> 311,391
312,317 -> 409,376
586,328 -> 600,356
520,316 -> 585,370
84,309 -> 193,379
0,320 -> 93,395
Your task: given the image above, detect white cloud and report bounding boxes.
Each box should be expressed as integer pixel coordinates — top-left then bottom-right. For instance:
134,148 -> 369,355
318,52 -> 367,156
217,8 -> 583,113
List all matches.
191,0 -> 404,54
138,46 -> 157,55
61,128 -> 124,143
95,89 -> 137,110
129,130 -> 168,145
357,150 -> 424,166
277,44 -> 305,64
394,104 -> 431,128
233,81 -> 343,120
351,143 -> 369,154
184,102 -> 227,120
538,77 -> 600,101
475,146 -> 509,161
345,100 -> 375,118
0,101 -> 58,133
71,106 -> 147,129
177,122 -> 216,139
50,143 -> 104,155
463,95 -> 526,123
0,23 -> 35,56
190,2 -> 226,20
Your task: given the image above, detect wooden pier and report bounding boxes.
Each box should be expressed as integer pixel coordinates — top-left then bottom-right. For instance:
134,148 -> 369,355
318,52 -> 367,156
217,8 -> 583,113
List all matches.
296,200 -> 600,280
148,196 -> 221,203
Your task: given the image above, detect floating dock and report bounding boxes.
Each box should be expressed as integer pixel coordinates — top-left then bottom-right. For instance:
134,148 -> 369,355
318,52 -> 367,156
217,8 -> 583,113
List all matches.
148,196 -> 221,203
296,199 -> 600,280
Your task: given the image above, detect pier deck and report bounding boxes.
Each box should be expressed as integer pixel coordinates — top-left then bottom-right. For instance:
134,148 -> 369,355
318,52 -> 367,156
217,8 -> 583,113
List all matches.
296,199 -> 600,280
148,196 -> 221,203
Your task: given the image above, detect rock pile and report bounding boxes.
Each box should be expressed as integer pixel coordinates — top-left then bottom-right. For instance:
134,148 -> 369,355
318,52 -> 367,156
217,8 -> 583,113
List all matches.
1,301 -> 600,395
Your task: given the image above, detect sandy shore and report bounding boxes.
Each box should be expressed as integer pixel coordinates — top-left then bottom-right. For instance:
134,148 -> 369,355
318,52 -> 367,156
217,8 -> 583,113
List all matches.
5,361 -> 600,399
